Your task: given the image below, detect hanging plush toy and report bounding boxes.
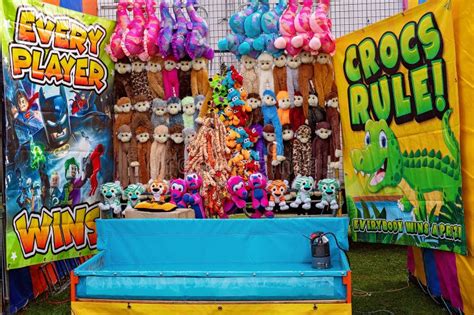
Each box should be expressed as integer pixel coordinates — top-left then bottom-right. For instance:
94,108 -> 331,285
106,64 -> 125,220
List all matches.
116,125 -> 139,186
290,175 -> 314,210
148,179 -> 169,202
122,0 -> 147,61
241,55 -> 259,95
276,91 -> 291,125
158,0 -> 175,58
99,181 -> 123,218
325,90 -> 342,161
281,124 -> 294,182
167,124 -> 185,179
273,54 -> 287,95
191,58 -> 210,96
106,0 -> 130,62
183,127 -> 196,161
218,33 -> 246,58
150,125 -> 169,180
169,178 -> 187,207
298,51 -> 314,118
183,173 -> 206,218
266,179 -> 289,212
114,60 -> 133,102
249,124 -> 265,176
261,0 -> 287,35
144,0 -> 161,59
292,125 -> 312,177
185,0 -> 214,60
181,97 -> 196,129
172,0 -> 191,60
147,56 -> 165,99
315,178 -> 340,214
222,175 -> 248,218
262,90 -> 285,162
248,93 -> 264,126
257,52 -> 274,98
286,54 -> 301,104
308,92 -> 326,134
151,98 -> 168,127
123,183 -> 146,211
290,92 -> 305,132
229,0 -> 258,36
132,95 -> 152,121
313,53 -> 334,106
131,59 -> 154,101
309,0 -> 335,55
163,57 -> 180,100
178,58 -> 193,98
274,0 -> 300,56
291,0 -> 313,52
131,114 -> 153,183
312,121 -> 331,181
247,172 -> 270,218
194,95 -> 205,128
167,97 -> 184,128
114,97 -> 133,162
263,124 -> 278,179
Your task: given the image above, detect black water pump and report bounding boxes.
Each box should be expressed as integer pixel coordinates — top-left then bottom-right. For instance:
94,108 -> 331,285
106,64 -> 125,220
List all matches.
310,232 -> 331,269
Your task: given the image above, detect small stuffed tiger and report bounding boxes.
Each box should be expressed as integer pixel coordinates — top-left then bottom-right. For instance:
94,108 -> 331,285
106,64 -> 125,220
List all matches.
315,178 -> 340,214
99,181 -> 123,217
266,180 -> 289,211
290,175 -> 315,210
148,179 -> 169,202
123,183 -> 146,210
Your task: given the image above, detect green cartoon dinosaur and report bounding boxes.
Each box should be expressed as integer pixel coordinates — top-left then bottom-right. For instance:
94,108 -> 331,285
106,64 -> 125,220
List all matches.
351,109 -> 461,220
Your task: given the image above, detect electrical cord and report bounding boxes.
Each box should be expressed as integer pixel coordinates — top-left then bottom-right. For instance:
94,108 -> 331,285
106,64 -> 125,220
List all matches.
353,278 -> 411,297
321,231 -> 351,266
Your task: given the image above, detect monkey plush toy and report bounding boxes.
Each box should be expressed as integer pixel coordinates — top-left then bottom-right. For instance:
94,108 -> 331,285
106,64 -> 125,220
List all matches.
116,124 -> 138,187
325,91 -> 342,161
286,54 -> 301,104
263,124 -> 279,179
273,54 -> 287,95
167,97 -> 184,128
313,53 -> 334,107
181,96 -> 196,129
258,53 -> 275,97
191,58 -> 210,96
114,97 -> 133,162
167,124 -> 185,179
131,115 -> 153,183
147,56 -> 165,99
130,58 -> 153,101
281,124 -> 294,182
114,59 -> 133,102
163,57 -> 180,100
178,58 -> 193,97
247,93 -> 263,126
241,55 -> 259,95
298,51 -> 314,118
312,121 -> 331,181
290,92 -> 306,132
292,124 -> 312,177
150,125 -> 169,180
308,92 -> 326,136
151,98 -> 168,127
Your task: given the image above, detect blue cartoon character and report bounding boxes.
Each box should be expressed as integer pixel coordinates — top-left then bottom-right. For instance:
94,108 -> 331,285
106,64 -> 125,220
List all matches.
10,87 -> 43,142
31,181 -> 42,213
38,86 -> 72,150
17,176 -> 32,210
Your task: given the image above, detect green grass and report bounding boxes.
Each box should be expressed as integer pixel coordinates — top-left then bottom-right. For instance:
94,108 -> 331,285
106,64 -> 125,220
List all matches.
22,243 -> 445,314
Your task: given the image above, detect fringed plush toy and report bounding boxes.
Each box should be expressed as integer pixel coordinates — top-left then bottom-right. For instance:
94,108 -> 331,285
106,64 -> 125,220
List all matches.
114,60 -> 133,102
150,125 -> 168,180
276,91 -> 291,125
241,55 -> 259,95
121,0 -> 147,61
183,127 -> 196,161
257,53 -> 274,98
316,178 -> 340,214
274,0 -> 300,56
178,58 -> 193,98
163,57 -> 180,99
99,181 -> 123,218
151,98 -> 168,127
247,172 -> 270,218
266,179 -> 289,212
263,124 -> 278,179
131,59 -> 153,101
222,175 -> 248,218
290,92 -> 305,132
286,54 -> 301,104
292,125 -> 312,177
158,0 -> 175,58
191,58 -> 210,96
183,173 -> 206,218
262,90 -> 285,162
325,91 -> 342,160
131,114 -> 153,183
147,56 -> 165,99
298,51 -> 314,118
116,125 -> 138,186
308,92 -> 326,134
143,0 -> 160,59
273,54 -> 287,95
167,124 -> 185,179
312,121 -> 331,181
172,0 -> 190,61
106,0 -> 130,62
182,97 -> 196,129
281,124 -> 294,182
291,0 -> 313,52
313,53 -> 334,106
290,175 -> 314,210
123,183 -> 146,211
169,178 -> 187,208
148,179 -> 168,202
167,97 -> 184,128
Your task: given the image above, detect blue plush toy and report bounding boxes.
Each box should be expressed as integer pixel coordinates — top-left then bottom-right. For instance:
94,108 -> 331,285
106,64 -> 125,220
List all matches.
261,90 -> 285,161
229,0 -> 259,35
261,0 -> 287,34
218,33 -> 245,57
243,0 -> 269,39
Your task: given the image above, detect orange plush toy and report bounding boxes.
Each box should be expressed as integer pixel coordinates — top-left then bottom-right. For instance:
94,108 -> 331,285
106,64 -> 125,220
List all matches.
191,58 -> 210,97
147,56 -> 165,99
277,91 -> 291,126
298,52 -> 314,118
131,114 -> 153,183
313,53 -> 334,107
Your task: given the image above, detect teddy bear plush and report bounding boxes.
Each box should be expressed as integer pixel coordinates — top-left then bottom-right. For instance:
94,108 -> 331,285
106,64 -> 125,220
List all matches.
167,97 -> 184,128
167,124 -> 185,179
150,125 -> 169,180
286,54 -> 301,104
191,58 -> 210,96
240,55 -> 259,95
298,51 -> 314,118
131,114 -> 153,183
292,124 -> 312,177
257,53 -> 274,97
163,57 -> 180,100
276,91 -> 291,126
273,54 -> 288,95
262,90 -> 285,162
147,56 -> 165,99
312,121 -> 331,181
313,53 -> 334,106
178,58 -> 193,98
114,59 -> 133,102
151,98 -> 168,127
130,58 -> 153,101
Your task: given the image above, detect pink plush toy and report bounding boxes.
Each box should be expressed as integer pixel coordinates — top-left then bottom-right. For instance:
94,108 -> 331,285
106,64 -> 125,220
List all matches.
158,0 -> 175,58
274,0 -> 300,56
247,172 -> 270,218
169,178 -> 187,208
183,173 -> 206,218
172,0 -> 190,60
121,0 -> 148,61
222,176 -> 248,218
309,0 -> 335,55
291,0 -> 314,52
162,57 -> 180,99
106,0 -> 130,62
143,0 -> 161,60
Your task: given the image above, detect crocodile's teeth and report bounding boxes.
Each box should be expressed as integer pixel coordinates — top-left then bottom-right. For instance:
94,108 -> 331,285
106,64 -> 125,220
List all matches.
361,171 -> 365,176
366,173 -> 371,177
354,170 -> 358,174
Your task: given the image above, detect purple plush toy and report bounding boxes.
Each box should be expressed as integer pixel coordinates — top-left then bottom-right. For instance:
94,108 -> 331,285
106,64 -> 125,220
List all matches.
222,176 -> 248,218
169,178 -> 187,208
158,0 -> 175,58
183,173 -> 206,218
172,0 -> 190,60
185,0 -> 214,60
247,172 -> 269,218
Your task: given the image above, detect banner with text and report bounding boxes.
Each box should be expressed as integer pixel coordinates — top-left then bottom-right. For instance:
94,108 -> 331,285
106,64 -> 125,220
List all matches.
334,1 -> 466,254
1,0 -> 115,269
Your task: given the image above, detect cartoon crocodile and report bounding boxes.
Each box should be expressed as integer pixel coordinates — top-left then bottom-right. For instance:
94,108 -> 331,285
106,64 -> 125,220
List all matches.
351,109 -> 461,219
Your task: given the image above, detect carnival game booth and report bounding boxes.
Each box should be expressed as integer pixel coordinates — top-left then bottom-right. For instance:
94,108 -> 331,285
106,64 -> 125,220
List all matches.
71,218 -> 351,314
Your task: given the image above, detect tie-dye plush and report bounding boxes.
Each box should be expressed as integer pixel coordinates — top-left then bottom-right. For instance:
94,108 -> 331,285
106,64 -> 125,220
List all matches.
172,0 -> 190,60
143,0 -> 161,60
158,0 -> 175,58
121,0 -> 148,61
